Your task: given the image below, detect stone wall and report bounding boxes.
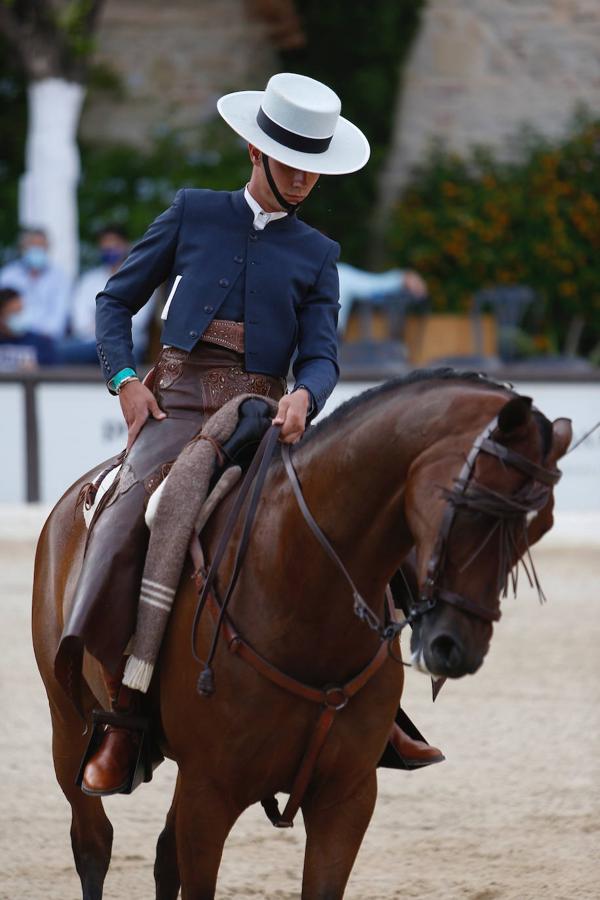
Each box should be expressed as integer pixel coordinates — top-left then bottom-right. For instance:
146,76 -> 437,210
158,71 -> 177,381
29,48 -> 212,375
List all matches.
380,0 -> 600,201
79,0 -> 279,146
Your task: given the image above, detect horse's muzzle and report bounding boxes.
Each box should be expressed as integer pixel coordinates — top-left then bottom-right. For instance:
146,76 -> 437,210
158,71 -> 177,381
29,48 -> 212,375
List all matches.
410,610 -> 490,678
426,632 -> 479,677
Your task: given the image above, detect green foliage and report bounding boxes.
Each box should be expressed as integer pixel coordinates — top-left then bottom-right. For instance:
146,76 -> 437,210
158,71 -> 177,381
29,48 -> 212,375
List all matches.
386,113 -> 600,353
0,0 -> 101,79
56,1 -> 97,60
87,59 -> 124,96
280,0 -> 425,264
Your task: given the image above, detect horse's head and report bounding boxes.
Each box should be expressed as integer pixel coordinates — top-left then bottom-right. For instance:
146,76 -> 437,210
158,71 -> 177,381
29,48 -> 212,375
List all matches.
405,394 -> 572,679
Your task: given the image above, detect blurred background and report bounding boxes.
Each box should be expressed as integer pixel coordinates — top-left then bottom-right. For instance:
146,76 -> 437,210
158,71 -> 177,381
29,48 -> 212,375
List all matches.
0,0 -> 599,505
2,9 -> 599,898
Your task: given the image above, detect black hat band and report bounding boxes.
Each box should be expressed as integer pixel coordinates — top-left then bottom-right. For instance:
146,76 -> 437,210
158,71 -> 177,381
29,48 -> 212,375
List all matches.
256,107 -> 332,154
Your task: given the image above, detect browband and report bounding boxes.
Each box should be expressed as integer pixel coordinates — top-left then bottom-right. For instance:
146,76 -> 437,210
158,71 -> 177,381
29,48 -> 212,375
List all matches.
256,107 -> 332,154
480,438 -> 561,486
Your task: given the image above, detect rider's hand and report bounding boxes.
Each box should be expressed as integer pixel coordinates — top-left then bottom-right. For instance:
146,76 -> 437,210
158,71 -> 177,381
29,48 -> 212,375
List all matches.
119,380 -> 166,450
273,390 -> 310,444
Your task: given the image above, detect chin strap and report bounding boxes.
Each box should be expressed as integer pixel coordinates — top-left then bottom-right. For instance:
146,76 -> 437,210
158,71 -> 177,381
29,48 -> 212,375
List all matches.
262,154 -> 300,216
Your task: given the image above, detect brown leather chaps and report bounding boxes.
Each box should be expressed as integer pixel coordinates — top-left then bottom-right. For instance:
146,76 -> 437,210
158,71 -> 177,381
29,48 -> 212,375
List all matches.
55,333 -> 285,709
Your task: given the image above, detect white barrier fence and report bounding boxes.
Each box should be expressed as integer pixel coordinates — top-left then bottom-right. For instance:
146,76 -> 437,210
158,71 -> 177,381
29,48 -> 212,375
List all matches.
2,375 -> 599,513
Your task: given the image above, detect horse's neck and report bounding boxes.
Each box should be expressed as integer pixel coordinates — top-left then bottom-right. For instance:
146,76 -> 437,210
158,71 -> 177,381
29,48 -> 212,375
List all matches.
233,387 -> 440,677
284,382 -> 503,591
289,388 -> 436,582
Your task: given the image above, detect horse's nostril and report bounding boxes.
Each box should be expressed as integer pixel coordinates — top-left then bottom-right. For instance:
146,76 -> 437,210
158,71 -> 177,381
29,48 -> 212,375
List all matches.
430,634 -> 463,671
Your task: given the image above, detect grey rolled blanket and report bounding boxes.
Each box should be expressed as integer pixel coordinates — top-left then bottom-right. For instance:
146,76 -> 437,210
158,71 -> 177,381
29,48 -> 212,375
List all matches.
123,393 -> 277,692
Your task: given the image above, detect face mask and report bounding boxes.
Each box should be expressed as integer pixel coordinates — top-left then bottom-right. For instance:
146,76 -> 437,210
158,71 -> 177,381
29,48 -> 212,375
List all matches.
6,310 -> 30,336
100,248 -> 125,267
23,247 -> 48,270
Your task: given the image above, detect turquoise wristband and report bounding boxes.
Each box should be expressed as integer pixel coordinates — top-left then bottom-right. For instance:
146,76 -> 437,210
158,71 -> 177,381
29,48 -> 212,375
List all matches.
108,367 -> 137,394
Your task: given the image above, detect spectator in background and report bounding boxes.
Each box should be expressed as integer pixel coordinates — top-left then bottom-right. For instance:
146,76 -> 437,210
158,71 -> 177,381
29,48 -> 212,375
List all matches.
64,225 -> 156,364
336,261 -> 427,335
0,228 -> 71,339
0,287 -> 56,369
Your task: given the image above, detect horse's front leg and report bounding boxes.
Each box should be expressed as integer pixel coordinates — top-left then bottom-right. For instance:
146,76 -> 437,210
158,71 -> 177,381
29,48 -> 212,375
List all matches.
301,770 -> 377,900
154,773 -> 181,900
175,774 -> 240,900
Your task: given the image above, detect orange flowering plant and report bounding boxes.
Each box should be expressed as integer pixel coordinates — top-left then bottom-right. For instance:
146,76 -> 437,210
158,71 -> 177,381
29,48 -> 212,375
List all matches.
386,114 -> 600,356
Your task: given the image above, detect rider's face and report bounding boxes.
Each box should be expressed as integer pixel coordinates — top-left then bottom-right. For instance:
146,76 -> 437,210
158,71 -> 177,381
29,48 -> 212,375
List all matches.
248,144 -> 320,210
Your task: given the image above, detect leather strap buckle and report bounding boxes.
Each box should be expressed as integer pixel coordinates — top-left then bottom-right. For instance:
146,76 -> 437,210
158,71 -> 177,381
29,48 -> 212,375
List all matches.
323,686 -> 348,710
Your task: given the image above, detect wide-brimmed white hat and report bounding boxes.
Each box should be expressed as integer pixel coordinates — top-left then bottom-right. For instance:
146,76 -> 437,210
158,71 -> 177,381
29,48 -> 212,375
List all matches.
217,72 -> 370,176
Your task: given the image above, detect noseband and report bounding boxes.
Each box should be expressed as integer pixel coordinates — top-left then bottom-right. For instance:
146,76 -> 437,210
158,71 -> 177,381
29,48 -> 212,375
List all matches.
413,414 -> 561,626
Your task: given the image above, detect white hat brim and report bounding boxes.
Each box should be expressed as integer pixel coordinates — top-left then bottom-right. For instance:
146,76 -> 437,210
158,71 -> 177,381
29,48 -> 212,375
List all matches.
217,91 -> 370,175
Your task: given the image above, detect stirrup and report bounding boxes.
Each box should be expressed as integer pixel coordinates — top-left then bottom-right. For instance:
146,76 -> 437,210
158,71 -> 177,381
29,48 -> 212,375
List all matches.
76,708 -> 152,795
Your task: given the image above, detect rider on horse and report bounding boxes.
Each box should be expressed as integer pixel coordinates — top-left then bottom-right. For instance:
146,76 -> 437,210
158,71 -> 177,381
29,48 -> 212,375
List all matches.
57,72 -> 442,797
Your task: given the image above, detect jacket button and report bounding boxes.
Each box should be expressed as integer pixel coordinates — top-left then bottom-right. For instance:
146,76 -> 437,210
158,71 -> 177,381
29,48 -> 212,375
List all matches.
234,255 -> 244,264
219,278 -> 229,288
204,305 -> 214,313
189,330 -> 198,338
249,231 -> 258,241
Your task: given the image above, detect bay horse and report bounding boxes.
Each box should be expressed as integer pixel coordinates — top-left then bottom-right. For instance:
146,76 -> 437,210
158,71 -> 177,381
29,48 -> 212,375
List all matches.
32,370 -> 571,899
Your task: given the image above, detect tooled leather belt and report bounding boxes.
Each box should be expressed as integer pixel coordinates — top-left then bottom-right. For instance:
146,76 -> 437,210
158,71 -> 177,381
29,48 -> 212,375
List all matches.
154,321 -> 286,415
199,319 -> 245,354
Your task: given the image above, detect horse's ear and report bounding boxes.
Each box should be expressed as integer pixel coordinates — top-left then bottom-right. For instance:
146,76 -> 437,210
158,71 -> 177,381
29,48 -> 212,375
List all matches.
546,417 -> 572,464
497,396 -> 533,433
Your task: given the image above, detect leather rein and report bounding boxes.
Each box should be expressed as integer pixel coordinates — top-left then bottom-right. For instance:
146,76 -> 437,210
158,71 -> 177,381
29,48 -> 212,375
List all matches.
413,414 -> 562,626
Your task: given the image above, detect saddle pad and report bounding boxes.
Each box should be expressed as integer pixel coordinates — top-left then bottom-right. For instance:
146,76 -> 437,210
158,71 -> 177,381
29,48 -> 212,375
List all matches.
145,464 -> 241,531
124,393 -> 275,693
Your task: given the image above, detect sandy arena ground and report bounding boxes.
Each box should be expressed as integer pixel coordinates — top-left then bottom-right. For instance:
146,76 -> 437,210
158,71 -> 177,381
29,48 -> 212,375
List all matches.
1,525 -> 599,899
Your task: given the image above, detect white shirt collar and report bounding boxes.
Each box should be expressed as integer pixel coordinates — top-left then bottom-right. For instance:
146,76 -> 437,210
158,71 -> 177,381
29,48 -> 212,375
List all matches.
244,185 -> 287,231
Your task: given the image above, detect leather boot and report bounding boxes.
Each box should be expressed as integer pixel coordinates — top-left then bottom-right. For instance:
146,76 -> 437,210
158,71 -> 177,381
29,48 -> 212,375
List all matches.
389,724 -> 445,769
81,664 -> 142,796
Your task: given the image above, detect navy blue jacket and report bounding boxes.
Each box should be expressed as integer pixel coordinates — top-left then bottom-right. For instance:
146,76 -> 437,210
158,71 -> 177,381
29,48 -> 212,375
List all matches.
96,188 -> 341,415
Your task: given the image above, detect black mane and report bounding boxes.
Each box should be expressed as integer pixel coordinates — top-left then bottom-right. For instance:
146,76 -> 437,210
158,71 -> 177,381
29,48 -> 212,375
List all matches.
302,367 -> 513,447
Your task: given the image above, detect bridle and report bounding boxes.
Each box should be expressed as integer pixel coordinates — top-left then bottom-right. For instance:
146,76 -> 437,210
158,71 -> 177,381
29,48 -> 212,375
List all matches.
411,414 -> 561,627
